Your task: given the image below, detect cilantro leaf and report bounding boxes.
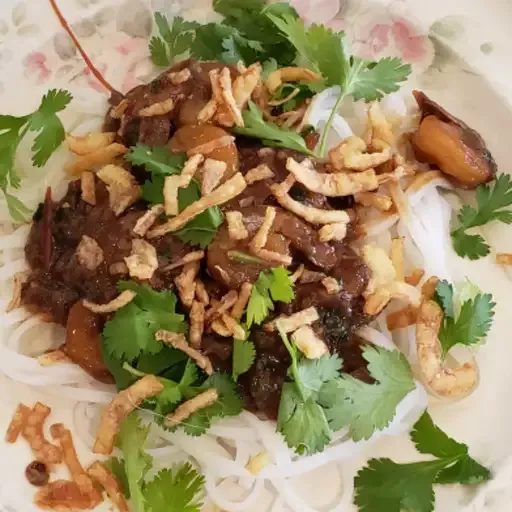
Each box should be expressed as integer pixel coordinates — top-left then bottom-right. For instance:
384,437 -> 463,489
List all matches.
150,14 -> 199,66
115,413 -> 153,511
142,175 -> 165,205
355,412 -> 491,512
180,359 -> 199,389
105,457 -> 130,498
434,280 -> 495,356
234,101 -> 316,156
451,174 -> 512,259
0,89 -> 72,219
232,338 -> 256,381
213,0 -> 266,18
245,266 -> 295,327
125,144 -> 187,176
354,458 -> 439,512
278,383 -> 331,455
103,283 -> 186,362
321,346 -> 415,441
296,354 -> 342,396
180,374 -> 243,436
143,463 -> 205,512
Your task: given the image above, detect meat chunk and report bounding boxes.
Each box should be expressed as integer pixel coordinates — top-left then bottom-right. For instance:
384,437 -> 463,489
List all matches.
412,90 -> 497,188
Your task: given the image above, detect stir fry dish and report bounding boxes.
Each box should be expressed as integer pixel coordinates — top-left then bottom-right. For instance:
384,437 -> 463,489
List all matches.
1,1 -> 510,511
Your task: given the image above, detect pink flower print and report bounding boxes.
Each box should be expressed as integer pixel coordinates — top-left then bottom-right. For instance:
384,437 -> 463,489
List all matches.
391,19 -> 427,62
359,24 -> 391,60
290,0 -> 341,25
115,38 -> 141,56
83,63 -> 108,93
23,52 -> 51,84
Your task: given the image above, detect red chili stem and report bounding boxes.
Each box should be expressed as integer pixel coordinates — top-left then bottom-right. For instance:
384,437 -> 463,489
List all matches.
42,187 -> 53,272
49,0 -> 119,96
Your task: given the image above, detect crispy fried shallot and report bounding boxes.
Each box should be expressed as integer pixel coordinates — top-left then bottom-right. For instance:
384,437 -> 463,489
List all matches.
387,305 -> 418,331
6,271 -> 29,313
80,171 -> 96,206
133,204 -> 164,237
364,281 -> 421,316
22,403 -> 62,465
218,67 -> 244,127
195,279 -> 210,305
265,67 -> 321,94
226,211 -> 248,240
233,62 -> 262,108
164,175 -> 185,216
364,102 -> 394,151
197,99 -> 218,124
231,282 -> 253,320
202,158 -> 227,195
35,480 -> 97,511
211,317 -> 232,337
388,180 -> 409,218
405,268 -> 425,286
51,423 -> 100,499
5,403 -> 30,443
139,98 -> 175,117
168,68 -> 192,85
268,306 -> 319,333
83,290 -> 136,314
124,239 -> 158,281
148,173 -> 247,238
67,132 -> 116,155
244,163 -> 275,184
291,325 -> 329,359
289,264 -> 305,283
96,164 -> 141,216
76,235 -> 104,271
250,206 -> 276,251
329,136 -> 391,172
253,248 -> 293,266
175,262 -> 200,308
354,191 -> 392,211
299,269 -> 326,284
271,181 -> 350,225
416,300 -> 478,397
188,135 -> 235,156
496,253 -> 512,265
287,157 -> 379,197
205,290 -> 239,322
87,461 -> 129,512
321,277 -> 341,295
110,99 -> 128,119
182,153 -> 205,179
66,143 -> 128,176
189,300 -> 205,349
165,251 -> 205,271
165,389 -> 219,428
390,237 -> 405,281
156,330 -> 213,375
361,243 -> 396,296
318,222 -> 347,242
221,313 -> 245,339
94,375 -> 164,455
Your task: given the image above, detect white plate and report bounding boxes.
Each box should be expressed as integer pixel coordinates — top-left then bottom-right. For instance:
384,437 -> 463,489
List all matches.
0,0 -> 511,510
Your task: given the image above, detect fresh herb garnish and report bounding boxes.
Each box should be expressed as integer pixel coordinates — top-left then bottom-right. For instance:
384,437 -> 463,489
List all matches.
102,282 -> 186,362
0,89 -> 72,220
150,14 -> 199,67
267,14 -> 411,156
234,101 -> 316,156
107,413 -> 206,512
451,174 -> 512,259
245,266 -> 295,327
127,145 -> 223,247
320,346 -> 416,441
232,338 -> 256,381
354,412 -> 491,512
434,279 -> 495,356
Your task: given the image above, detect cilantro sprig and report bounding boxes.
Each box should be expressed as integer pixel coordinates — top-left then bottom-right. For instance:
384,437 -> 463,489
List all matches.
245,266 -> 295,327
434,279 -> 495,356
354,412 -> 491,512
126,144 -> 223,247
234,101 -> 316,157
107,413 -> 206,512
451,174 -> 512,259
267,14 -> 411,156
232,338 -> 256,381
102,282 -> 186,363
0,89 -> 72,220
276,325 -> 416,454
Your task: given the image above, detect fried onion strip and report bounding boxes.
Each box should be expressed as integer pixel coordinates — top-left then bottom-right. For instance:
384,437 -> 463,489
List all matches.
267,306 -> 319,333
156,330 -> 213,375
124,239 -> 158,281
148,173 -> 247,238
354,191 -> 392,211
165,389 -> 218,427
165,251 -> 205,271
133,204 -> 164,237
139,98 -> 175,117
6,271 -> 29,313
189,300 -> 205,349
244,164 -> 275,185
67,132 -> 116,155
318,222 -> 347,242
66,143 -> 128,176
5,403 -> 30,443
93,375 -> 164,455
226,211 -> 249,240
390,237 -> 405,281
250,206 -> 276,251
202,158 -> 227,195
175,262 -> 200,308
87,461 -> 129,512
81,171 -> 96,206
231,282 -> 253,320
83,290 -> 136,314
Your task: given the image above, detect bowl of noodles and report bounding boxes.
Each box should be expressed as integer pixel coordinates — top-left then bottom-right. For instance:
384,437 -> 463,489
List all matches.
0,1 -> 511,511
